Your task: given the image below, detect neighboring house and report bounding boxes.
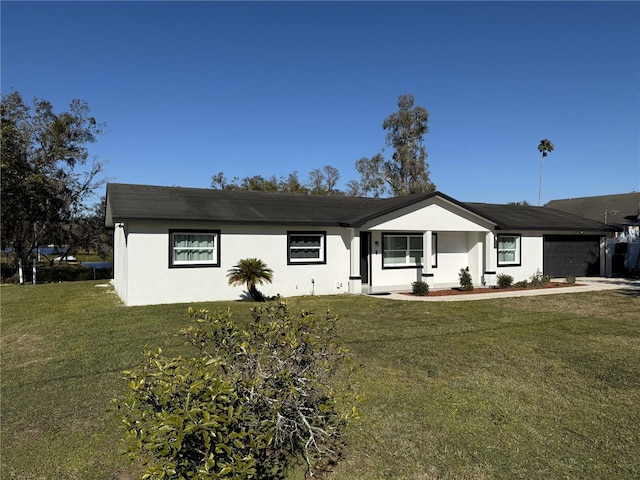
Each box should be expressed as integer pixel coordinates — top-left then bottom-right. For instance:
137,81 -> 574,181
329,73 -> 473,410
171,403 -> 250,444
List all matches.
546,192 -> 640,229
105,183 -> 613,306
546,192 -> 640,275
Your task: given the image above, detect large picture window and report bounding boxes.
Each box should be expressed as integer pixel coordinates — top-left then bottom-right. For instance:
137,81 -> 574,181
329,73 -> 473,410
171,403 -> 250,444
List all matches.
497,234 -> 521,266
169,230 -> 220,267
287,231 -> 326,264
383,234 -> 423,267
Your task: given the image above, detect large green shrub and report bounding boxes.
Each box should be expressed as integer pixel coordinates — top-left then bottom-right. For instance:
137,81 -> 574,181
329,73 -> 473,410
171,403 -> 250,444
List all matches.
114,301 -> 360,479
458,267 -> 474,291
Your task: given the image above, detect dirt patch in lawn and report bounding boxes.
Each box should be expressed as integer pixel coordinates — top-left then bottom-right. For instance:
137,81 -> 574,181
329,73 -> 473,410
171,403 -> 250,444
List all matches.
403,282 -> 582,297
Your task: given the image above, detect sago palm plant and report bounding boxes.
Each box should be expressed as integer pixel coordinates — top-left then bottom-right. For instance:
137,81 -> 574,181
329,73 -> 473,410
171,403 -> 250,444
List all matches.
227,258 -> 274,301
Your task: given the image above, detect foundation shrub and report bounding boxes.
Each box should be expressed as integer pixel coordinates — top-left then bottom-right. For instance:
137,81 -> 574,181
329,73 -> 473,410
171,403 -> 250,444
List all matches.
530,273 -> 552,287
458,267 -> 474,291
496,274 -> 514,289
411,281 -> 429,296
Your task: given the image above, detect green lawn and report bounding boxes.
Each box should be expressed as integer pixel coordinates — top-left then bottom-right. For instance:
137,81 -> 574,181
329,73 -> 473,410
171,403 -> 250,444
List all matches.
1,281 -> 639,479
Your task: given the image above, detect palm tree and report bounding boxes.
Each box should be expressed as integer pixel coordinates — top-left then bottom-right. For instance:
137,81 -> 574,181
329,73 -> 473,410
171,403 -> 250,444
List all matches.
227,258 -> 274,301
537,138 -> 554,206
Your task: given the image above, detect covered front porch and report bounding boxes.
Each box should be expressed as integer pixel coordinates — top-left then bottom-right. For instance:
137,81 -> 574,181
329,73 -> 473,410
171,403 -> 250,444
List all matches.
349,229 -> 500,294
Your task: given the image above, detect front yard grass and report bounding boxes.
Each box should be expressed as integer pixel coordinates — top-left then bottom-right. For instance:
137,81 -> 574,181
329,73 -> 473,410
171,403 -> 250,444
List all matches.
1,281 -> 639,479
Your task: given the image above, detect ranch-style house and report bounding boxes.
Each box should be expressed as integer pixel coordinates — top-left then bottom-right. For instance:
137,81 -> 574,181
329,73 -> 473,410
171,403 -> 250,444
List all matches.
105,183 -> 613,306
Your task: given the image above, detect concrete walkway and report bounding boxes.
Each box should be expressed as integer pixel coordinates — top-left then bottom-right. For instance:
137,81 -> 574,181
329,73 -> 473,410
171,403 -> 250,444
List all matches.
372,277 -> 640,302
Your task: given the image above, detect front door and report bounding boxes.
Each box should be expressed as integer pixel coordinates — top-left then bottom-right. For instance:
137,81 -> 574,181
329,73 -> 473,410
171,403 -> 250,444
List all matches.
360,232 -> 371,284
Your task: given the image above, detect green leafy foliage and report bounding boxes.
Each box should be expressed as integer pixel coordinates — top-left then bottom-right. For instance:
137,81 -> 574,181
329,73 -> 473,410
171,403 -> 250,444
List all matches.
566,275 -> 576,284
458,267 -> 474,291
411,281 -> 429,296
496,274 -> 514,289
117,351 -> 262,479
114,301 -> 360,479
211,165 -> 344,196
0,91 -> 105,282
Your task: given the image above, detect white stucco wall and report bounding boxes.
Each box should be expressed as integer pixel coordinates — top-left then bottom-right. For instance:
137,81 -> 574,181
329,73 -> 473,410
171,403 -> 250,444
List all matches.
494,232 -> 544,283
112,203 -> 591,305
118,222 -> 352,306
360,197 -> 494,291
361,197 -> 493,233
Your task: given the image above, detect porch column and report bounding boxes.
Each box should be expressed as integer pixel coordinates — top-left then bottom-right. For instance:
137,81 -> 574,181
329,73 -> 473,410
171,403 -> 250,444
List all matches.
348,229 -> 362,294
422,230 -> 434,288
484,231 -> 497,286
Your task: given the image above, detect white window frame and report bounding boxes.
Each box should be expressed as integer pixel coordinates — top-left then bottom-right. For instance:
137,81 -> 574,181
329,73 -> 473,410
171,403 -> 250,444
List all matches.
382,233 -> 424,268
287,231 -> 326,264
169,230 -> 220,268
497,234 -> 521,266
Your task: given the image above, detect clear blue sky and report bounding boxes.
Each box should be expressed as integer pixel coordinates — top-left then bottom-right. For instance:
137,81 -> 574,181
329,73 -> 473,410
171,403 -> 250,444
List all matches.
2,1 -> 639,204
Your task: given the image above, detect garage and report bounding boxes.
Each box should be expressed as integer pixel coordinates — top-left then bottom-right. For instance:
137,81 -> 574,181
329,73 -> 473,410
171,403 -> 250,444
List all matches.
543,235 -> 601,277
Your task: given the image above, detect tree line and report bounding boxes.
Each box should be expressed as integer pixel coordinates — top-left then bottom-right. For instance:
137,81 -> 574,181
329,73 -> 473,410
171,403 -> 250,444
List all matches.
0,92 -> 111,282
211,94 -> 436,197
2,89 -> 549,282
1,92 -> 436,281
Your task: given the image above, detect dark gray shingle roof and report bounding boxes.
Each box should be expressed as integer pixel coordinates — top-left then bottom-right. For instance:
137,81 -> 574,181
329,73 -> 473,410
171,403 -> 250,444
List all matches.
545,192 -> 640,225
105,183 -> 441,228
465,203 -> 612,231
106,183 -> 611,232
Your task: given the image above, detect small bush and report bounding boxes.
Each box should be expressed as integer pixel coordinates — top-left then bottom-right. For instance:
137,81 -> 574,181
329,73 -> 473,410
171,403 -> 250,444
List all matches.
458,267 -> 473,291
515,280 -> 529,288
496,274 -> 513,289
411,281 -> 429,296
114,301 -> 360,479
530,272 -> 552,287
566,275 -> 576,284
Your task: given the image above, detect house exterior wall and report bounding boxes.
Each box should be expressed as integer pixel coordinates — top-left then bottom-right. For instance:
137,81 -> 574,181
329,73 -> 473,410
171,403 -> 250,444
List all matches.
116,222 -> 352,306
493,232 -> 544,283
359,198 -> 494,291
435,232 -> 478,286
362,197 -> 493,233
111,202 -> 606,306
362,229 -> 559,291
364,231 -> 488,291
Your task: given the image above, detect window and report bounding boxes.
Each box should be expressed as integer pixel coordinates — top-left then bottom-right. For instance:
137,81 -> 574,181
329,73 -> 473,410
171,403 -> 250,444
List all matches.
169,230 -> 220,267
383,234 -> 423,267
287,231 -> 326,264
497,234 -> 521,266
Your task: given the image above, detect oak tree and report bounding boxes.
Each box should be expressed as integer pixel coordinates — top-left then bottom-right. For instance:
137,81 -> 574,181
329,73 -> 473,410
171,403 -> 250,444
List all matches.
0,91 -> 105,281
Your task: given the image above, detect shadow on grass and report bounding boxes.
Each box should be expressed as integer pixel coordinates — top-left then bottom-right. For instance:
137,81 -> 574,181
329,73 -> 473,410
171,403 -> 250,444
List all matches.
614,289 -> 640,298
